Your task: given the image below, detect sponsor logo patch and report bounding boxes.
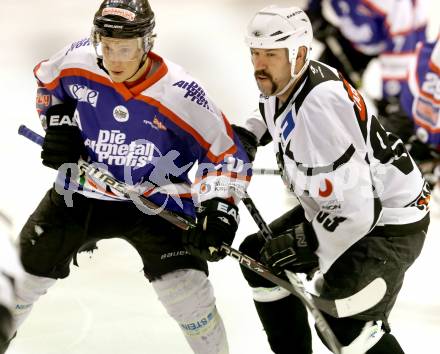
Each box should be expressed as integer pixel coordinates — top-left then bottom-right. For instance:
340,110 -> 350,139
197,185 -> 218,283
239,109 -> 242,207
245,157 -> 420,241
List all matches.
102,7 -> 136,21
36,88 -> 51,112
113,105 -> 129,122
68,84 -> 100,107
84,130 -> 155,167
173,80 -> 211,111
65,38 -> 91,55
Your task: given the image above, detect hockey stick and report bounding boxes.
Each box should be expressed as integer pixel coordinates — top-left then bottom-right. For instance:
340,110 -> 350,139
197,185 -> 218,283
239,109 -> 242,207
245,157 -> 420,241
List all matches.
16,125 -> 352,318
324,34 -> 362,88
252,168 -> 281,175
241,195 -> 387,317
241,194 -> 389,354
241,194 -> 342,353
17,125 -> 196,231
18,125 -> 386,320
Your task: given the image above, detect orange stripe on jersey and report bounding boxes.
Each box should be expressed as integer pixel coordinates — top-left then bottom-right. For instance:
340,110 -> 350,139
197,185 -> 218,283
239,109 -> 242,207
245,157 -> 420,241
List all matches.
136,95 -> 236,163
222,112 -> 234,139
37,56 -> 167,102
382,75 -> 407,80
33,59 -> 49,82
39,67 -> 133,100
413,116 -> 440,133
130,52 -> 168,96
362,0 -> 386,16
419,91 -> 440,105
388,24 -> 427,37
429,60 -> 440,76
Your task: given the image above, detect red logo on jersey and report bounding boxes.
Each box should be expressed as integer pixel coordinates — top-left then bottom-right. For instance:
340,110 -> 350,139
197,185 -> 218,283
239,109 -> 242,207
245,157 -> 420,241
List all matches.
318,178 -> 333,198
153,116 -> 167,131
36,93 -> 50,107
341,76 -> 367,122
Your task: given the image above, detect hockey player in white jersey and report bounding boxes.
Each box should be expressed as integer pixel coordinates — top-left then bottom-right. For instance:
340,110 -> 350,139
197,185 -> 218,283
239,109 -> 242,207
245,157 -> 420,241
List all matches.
7,0 -> 251,353
0,211 -> 23,353
234,5 -> 431,354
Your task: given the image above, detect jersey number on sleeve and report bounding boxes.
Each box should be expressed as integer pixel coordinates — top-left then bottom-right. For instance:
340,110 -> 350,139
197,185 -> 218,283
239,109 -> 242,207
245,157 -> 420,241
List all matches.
369,115 -> 414,175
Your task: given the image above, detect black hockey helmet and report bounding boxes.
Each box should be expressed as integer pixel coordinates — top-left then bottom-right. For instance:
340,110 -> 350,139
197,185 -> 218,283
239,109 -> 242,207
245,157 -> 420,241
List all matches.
93,0 -> 155,38
92,0 -> 156,64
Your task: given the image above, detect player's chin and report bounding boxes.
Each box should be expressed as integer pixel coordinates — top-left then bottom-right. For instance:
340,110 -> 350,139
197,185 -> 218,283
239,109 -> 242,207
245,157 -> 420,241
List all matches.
256,82 -> 273,96
109,72 -> 127,82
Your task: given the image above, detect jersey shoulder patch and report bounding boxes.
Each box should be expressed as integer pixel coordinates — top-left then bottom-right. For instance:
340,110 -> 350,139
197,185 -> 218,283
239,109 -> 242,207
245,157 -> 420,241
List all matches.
308,60 -> 340,87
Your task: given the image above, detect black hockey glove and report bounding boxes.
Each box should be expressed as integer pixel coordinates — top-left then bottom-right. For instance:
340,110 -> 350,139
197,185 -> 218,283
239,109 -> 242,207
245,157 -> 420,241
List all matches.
376,96 -> 414,143
406,136 -> 440,163
231,124 -> 258,162
183,198 -> 239,262
41,104 -> 85,170
261,223 -> 319,275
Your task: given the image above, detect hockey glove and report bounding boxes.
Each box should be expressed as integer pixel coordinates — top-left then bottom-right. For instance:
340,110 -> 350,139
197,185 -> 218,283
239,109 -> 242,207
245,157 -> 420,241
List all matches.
376,96 -> 414,143
41,104 -> 85,170
406,136 -> 440,163
183,198 -> 239,262
231,124 -> 258,162
261,223 -> 319,275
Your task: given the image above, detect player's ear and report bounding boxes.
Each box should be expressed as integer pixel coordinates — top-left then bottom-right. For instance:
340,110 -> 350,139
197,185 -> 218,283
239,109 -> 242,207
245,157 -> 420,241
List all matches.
297,46 -> 307,62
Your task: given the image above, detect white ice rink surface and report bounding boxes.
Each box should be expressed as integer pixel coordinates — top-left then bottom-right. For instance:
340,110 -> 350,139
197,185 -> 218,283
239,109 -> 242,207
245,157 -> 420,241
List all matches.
1,1 -> 439,353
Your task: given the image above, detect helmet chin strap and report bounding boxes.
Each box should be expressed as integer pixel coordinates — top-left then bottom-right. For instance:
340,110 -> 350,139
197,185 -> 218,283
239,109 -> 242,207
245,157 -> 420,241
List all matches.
274,76 -> 297,97
125,52 -> 149,81
274,61 -> 309,97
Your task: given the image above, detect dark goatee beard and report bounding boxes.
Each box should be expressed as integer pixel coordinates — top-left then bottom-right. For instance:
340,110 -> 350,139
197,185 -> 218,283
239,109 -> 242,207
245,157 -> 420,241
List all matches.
255,70 -> 278,95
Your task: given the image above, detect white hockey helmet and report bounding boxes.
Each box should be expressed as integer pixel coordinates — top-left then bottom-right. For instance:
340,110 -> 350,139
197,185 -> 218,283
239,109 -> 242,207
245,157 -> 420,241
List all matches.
245,6 -> 313,80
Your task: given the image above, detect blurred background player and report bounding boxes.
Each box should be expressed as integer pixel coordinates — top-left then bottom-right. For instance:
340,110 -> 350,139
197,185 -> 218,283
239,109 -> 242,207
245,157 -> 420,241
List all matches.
399,34 -> 440,200
305,0 -> 429,117
0,211 -> 23,353
8,0 -> 251,353
306,0 -> 440,203
234,5 -> 431,353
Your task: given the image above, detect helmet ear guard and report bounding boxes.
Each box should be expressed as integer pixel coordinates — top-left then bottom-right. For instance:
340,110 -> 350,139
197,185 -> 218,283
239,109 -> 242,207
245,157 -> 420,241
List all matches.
245,6 -> 313,82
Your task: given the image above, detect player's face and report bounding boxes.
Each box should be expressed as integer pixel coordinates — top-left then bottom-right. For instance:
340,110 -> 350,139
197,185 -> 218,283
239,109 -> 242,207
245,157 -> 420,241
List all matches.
250,48 -> 292,96
101,37 -> 144,82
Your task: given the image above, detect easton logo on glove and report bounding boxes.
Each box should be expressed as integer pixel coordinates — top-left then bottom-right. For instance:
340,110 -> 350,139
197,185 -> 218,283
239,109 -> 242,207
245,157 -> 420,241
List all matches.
182,198 -> 239,262
216,201 -> 239,224
48,114 -> 78,127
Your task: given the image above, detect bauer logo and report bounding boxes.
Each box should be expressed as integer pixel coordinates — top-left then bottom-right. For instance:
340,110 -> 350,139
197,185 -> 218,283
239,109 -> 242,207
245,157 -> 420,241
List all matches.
113,105 -> 129,122
173,80 -> 211,111
68,84 -> 99,107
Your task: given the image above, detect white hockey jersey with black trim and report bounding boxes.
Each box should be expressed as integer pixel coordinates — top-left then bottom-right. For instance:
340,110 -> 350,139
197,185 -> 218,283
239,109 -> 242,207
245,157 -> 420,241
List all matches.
245,60 -> 430,273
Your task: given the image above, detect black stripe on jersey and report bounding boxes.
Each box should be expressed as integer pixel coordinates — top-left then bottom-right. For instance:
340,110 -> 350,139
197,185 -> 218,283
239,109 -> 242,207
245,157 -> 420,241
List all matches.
293,60 -> 340,115
368,196 -> 383,233
284,141 -> 356,176
258,101 -> 273,146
